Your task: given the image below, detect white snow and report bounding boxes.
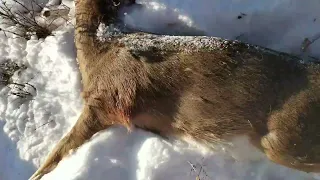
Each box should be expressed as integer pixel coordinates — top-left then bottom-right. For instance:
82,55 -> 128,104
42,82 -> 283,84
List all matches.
122,0 -> 320,59
0,0 -> 320,180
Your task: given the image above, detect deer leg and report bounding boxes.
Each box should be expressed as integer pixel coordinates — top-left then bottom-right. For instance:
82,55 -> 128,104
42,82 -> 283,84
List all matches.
29,105 -> 111,180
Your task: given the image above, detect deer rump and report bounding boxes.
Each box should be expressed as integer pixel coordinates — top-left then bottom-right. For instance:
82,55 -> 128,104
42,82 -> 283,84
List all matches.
30,0 -> 320,179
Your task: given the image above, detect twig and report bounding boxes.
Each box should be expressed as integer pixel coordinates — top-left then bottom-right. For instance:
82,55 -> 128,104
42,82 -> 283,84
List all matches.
0,0 -> 67,39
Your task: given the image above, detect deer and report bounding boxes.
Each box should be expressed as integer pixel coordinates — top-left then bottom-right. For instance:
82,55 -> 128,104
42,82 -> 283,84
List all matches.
29,0 -> 320,179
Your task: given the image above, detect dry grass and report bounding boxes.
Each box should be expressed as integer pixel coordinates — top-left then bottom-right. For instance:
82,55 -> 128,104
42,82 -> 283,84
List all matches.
188,158 -> 212,180
0,0 -> 69,39
0,60 -> 25,85
0,59 -> 36,99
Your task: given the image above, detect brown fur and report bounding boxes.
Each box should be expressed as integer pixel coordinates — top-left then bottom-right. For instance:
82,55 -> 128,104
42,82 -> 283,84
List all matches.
29,0 -> 320,179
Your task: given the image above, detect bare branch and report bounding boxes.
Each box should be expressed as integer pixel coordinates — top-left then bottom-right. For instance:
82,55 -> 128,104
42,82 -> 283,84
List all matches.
0,0 -> 70,39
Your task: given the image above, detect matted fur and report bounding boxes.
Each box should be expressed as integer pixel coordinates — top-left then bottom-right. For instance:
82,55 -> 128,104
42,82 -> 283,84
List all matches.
29,0 -> 320,179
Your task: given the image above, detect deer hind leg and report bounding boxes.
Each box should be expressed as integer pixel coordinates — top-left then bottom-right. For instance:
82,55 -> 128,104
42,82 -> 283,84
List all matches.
29,105 -> 111,180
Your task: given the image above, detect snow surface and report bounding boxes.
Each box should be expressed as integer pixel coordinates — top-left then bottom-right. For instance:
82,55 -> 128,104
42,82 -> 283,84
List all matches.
122,0 -> 320,59
0,0 -> 320,180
